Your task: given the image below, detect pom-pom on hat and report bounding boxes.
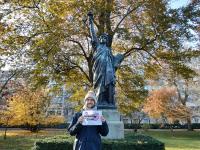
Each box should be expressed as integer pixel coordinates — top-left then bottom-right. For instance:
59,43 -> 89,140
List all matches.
84,91 -> 97,104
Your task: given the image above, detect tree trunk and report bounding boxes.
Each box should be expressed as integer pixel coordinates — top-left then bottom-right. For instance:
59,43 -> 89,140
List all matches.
3,119 -> 9,140
134,125 -> 138,132
169,124 -> 174,136
134,120 -> 142,133
4,126 -> 8,140
187,117 -> 193,131
174,80 -> 192,131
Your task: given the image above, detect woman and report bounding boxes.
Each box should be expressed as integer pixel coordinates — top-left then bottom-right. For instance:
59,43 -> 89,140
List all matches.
67,91 -> 109,150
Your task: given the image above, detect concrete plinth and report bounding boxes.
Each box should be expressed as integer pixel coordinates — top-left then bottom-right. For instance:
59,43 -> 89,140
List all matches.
100,109 -> 124,139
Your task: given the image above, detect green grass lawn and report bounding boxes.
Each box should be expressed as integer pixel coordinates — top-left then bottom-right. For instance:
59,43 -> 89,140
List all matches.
0,129 -> 66,150
139,130 -> 200,150
0,129 -> 200,150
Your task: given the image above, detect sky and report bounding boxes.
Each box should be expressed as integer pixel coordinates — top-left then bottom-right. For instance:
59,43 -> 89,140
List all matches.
169,0 -> 190,9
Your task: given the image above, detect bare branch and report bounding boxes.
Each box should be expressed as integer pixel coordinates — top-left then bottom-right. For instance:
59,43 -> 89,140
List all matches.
113,3 -> 142,34
0,70 -> 20,95
0,0 -> 42,18
123,47 -> 143,58
142,48 -> 162,67
62,54 -> 90,83
123,32 -> 160,64
67,39 -> 88,60
69,59 -> 90,82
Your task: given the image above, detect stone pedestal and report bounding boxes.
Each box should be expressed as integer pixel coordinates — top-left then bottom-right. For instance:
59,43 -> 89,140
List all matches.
100,109 -> 124,139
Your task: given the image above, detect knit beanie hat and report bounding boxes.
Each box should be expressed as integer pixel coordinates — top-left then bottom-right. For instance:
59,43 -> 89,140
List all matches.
84,91 -> 97,104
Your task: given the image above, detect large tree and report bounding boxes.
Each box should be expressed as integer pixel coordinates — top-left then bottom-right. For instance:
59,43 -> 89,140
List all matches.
148,59 -> 200,130
0,0 -> 199,106
143,87 -> 191,132
0,87 -> 51,132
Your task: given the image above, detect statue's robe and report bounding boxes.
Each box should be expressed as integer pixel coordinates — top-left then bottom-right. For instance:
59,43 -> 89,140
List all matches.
92,43 -> 124,107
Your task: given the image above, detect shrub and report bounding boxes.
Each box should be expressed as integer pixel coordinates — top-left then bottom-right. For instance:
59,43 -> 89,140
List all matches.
32,135 -> 73,150
141,124 -> 150,131
124,123 -> 141,129
192,123 -> 200,129
32,134 -> 165,150
44,116 -> 65,126
0,123 -> 70,129
150,124 -> 160,129
123,123 -> 200,130
2,122 -> 200,130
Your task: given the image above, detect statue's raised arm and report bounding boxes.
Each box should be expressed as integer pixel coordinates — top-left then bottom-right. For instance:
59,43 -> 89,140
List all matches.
87,12 -> 124,109
88,12 -> 99,48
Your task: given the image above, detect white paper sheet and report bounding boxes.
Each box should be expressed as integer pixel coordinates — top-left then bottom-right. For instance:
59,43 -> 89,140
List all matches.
82,110 -> 102,126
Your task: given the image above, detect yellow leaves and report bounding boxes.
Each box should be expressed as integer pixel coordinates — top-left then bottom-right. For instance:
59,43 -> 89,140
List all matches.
66,69 -> 89,87
45,115 -> 65,125
11,0 -> 33,5
0,23 -> 5,35
116,64 -> 147,115
46,0 -> 73,19
112,42 -> 128,53
144,62 -> 162,80
0,109 -> 13,125
1,87 -> 51,126
15,36 -> 29,45
0,1 -> 197,120
34,38 -> 45,47
68,87 -> 87,111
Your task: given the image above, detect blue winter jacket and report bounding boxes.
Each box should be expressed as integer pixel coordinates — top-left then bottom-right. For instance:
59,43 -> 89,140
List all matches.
67,112 -> 109,150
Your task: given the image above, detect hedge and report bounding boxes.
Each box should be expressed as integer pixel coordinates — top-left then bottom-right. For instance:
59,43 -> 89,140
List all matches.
124,123 -> 200,129
32,134 -> 165,150
0,123 -> 70,129
1,123 -> 200,129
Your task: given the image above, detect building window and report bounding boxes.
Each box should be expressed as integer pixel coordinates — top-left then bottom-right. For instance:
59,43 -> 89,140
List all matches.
49,111 -> 55,115
123,118 -> 129,124
57,111 -> 62,115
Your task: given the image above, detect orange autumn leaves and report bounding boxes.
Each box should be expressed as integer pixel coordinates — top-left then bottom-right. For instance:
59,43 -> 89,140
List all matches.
143,87 -> 191,122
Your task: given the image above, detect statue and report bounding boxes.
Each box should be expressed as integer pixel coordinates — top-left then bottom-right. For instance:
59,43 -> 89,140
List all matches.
88,12 -> 124,109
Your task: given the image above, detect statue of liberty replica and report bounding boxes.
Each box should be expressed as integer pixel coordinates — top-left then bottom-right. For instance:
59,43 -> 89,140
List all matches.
88,12 -> 124,110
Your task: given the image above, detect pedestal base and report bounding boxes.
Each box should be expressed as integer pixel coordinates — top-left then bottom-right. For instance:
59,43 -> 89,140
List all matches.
99,109 -> 124,139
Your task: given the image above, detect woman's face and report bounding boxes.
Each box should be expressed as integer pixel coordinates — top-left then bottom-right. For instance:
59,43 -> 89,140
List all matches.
85,97 -> 95,109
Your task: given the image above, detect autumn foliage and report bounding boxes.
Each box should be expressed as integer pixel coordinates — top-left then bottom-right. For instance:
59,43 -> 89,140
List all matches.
0,87 -> 65,132
0,0 -> 199,109
143,87 -> 191,123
